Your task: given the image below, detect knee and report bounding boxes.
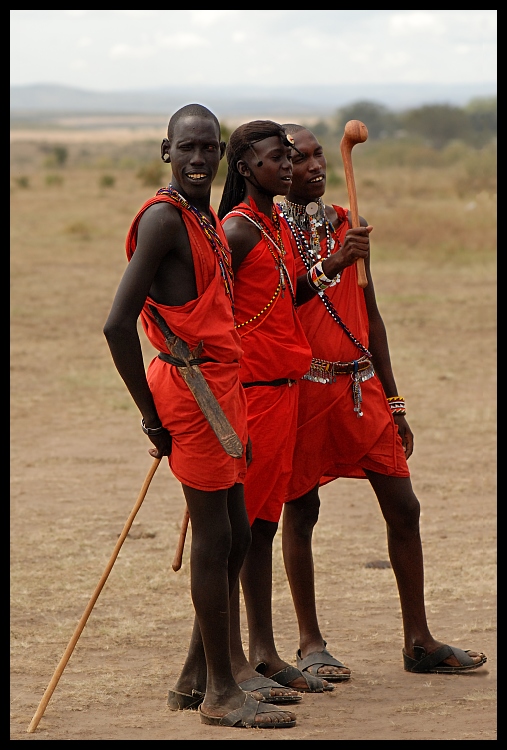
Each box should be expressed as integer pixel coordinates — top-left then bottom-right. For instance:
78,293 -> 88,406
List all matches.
390,492 -> 421,536
284,489 -> 320,537
251,518 -> 278,545
192,526 -> 233,566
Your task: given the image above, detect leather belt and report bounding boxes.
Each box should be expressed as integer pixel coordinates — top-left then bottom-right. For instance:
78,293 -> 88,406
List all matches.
242,378 -> 297,388
158,352 -> 218,367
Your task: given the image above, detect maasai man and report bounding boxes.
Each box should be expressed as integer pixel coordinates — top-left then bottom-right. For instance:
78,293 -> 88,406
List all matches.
277,123 -> 488,679
103,104 -> 297,729
217,120 -> 371,695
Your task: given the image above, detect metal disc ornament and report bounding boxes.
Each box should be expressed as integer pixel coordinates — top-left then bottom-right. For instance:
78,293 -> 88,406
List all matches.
305,202 -> 319,216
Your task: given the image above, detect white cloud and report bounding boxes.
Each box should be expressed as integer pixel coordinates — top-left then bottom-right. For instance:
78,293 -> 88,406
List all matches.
10,10 -> 496,91
189,10 -> 238,27
69,59 -> 88,71
389,11 -> 445,36
77,37 -> 92,49
109,44 -> 156,60
166,33 -> 210,49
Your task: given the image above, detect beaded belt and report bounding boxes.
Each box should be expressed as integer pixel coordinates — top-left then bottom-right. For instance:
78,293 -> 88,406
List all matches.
302,356 -> 374,417
302,356 -> 375,384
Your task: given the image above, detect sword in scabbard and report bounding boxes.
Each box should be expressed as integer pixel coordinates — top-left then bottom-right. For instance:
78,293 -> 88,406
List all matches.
148,304 -> 243,459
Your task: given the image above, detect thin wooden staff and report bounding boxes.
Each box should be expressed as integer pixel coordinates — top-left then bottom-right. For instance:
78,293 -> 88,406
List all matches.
172,506 -> 190,572
340,119 -> 369,288
27,456 -> 162,734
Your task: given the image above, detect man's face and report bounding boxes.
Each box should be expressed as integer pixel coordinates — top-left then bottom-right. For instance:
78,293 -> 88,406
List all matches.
288,130 -> 327,204
242,135 -> 293,197
167,115 -> 223,202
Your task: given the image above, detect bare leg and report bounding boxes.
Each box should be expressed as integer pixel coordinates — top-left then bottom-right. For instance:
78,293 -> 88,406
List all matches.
173,483 -> 296,725
174,482 -> 251,697
240,517 -> 327,691
365,470 -> 485,668
282,486 -> 350,679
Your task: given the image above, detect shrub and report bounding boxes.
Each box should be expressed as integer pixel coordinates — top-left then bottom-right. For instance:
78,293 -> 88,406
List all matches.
99,174 -> 116,188
137,160 -> 165,187
45,173 -> 64,186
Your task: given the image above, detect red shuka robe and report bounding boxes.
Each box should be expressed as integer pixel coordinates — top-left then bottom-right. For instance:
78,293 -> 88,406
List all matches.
283,204 -> 409,502
222,199 -> 312,522
126,192 -> 248,491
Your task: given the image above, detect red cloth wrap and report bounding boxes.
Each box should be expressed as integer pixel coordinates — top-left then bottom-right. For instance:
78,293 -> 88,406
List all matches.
223,200 -> 312,521
126,193 -> 248,491
284,204 -> 409,502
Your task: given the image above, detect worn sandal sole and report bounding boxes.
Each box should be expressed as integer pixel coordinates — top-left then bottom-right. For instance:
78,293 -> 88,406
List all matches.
167,688 -> 205,711
199,693 -> 296,728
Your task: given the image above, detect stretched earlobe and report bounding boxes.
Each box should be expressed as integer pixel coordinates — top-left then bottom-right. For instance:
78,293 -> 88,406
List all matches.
160,137 -> 171,162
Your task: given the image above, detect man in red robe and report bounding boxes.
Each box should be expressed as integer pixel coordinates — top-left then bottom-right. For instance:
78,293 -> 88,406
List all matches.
103,104 -> 297,729
217,120 -> 371,696
277,124 -> 487,679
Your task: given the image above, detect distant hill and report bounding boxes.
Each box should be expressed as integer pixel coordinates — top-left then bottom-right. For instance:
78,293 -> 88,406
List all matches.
10,82 -> 497,120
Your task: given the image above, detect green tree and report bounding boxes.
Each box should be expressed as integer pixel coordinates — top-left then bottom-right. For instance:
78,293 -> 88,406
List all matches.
401,104 -> 471,149
335,101 -> 400,140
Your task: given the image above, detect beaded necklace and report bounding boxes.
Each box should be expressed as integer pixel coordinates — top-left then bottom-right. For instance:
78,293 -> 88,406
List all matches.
283,197 -> 334,259
224,203 -> 296,307
156,185 -> 234,311
278,201 -> 372,359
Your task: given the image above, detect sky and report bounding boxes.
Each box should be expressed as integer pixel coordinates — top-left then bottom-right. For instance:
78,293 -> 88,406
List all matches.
10,10 -> 496,93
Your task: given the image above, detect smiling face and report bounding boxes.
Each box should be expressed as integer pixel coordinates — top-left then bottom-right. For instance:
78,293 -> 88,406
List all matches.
286,129 -> 327,204
239,135 -> 293,198
166,115 -> 224,207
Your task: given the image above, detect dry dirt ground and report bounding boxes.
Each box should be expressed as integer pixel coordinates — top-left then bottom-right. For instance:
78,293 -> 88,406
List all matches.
10,131 -> 496,740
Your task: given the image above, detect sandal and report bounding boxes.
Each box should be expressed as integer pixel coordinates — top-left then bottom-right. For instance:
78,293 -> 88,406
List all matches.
199,693 -> 296,727
403,645 -> 487,674
296,642 -> 351,682
256,661 -> 334,693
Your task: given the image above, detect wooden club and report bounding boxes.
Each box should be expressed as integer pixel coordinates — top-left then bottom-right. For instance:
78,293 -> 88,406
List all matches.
340,119 -> 369,288
26,456 -> 161,733
172,506 -> 190,572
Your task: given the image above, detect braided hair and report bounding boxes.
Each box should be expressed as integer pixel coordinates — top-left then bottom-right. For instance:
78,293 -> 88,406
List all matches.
217,120 -> 291,220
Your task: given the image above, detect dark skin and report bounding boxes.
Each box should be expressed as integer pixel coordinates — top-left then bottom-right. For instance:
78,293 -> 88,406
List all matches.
103,115 -> 294,725
281,127 -> 485,673
224,135 -> 337,693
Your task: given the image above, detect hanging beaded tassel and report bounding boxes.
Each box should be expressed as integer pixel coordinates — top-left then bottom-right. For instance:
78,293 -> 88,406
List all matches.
352,361 -> 364,418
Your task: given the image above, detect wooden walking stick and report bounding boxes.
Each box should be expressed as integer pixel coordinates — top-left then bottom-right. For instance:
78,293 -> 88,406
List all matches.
340,119 -> 369,288
27,456 -> 161,733
172,506 -> 190,572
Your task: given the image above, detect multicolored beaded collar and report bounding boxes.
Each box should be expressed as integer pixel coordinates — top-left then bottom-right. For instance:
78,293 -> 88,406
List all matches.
278,200 -> 372,360
156,185 -> 234,311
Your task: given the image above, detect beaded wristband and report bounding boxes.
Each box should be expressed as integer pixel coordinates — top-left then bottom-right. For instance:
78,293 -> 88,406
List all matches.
387,396 -> 406,416
141,418 -> 164,436
308,261 -> 341,292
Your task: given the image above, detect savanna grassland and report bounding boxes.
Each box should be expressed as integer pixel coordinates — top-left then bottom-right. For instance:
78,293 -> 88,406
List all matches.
10,124 -> 496,740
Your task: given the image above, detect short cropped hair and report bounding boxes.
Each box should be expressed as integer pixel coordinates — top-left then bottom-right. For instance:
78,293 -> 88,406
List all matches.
167,103 -> 220,139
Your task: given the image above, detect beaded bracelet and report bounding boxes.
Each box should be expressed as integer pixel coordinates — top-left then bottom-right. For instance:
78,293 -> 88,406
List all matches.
141,418 -> 164,436
387,396 -> 406,416
307,261 -> 341,292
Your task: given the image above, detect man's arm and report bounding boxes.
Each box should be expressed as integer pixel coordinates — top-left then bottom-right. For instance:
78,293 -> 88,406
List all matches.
103,202 -> 189,454
295,222 -> 372,305
363,252 -> 414,459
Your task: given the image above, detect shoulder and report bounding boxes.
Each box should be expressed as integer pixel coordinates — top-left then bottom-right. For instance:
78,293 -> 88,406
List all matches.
140,199 -> 184,229
222,212 -> 261,247
325,203 -> 349,230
